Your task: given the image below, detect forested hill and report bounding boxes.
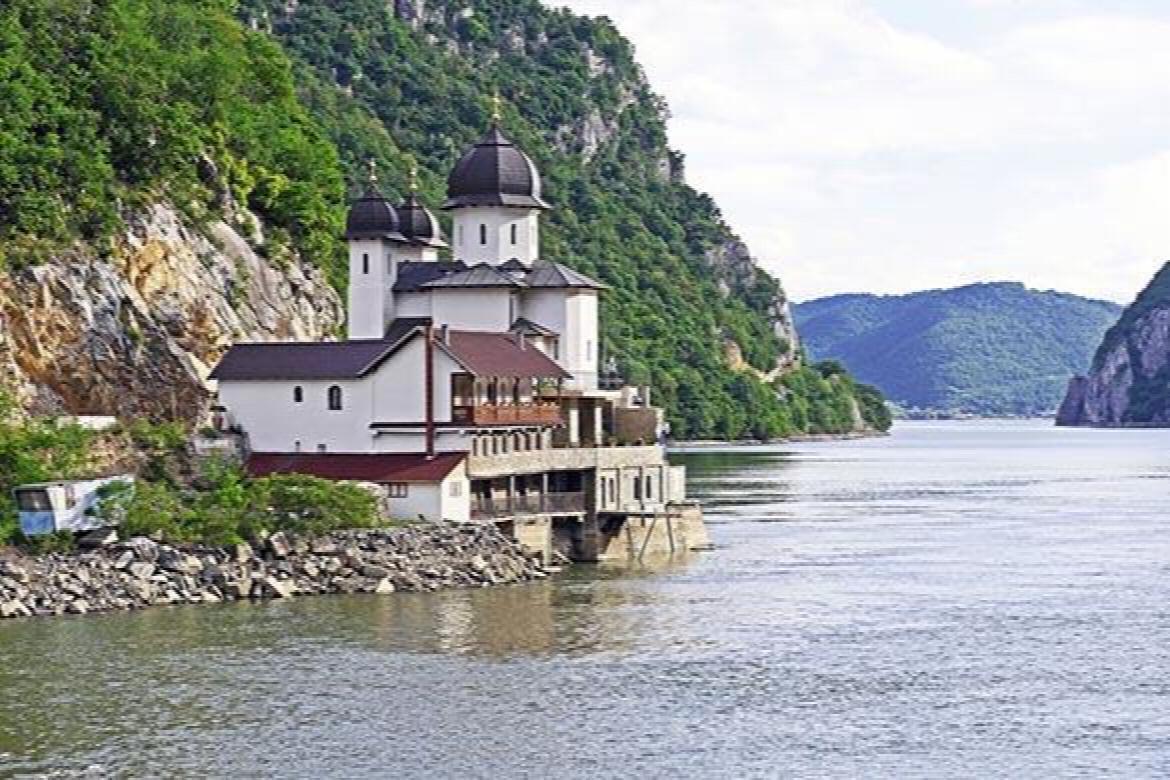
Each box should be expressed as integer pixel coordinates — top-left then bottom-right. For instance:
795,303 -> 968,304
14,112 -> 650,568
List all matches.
795,283 -> 1122,416
0,0 -> 888,439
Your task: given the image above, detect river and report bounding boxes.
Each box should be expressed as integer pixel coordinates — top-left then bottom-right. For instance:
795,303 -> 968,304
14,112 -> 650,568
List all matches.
1,421 -> 1168,778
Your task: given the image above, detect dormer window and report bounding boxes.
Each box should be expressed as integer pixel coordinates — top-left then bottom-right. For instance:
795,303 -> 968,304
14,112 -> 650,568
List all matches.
293,386 -> 303,403
327,385 -> 343,411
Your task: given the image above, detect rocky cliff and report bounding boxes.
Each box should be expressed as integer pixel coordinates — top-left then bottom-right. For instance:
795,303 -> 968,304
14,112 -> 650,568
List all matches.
0,205 -> 342,421
1056,263 -> 1170,427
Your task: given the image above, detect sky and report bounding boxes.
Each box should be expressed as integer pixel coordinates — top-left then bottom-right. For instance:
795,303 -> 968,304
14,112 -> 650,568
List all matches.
552,0 -> 1170,304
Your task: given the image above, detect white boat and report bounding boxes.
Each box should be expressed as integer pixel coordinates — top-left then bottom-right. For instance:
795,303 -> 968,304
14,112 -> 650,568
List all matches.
13,476 -> 134,537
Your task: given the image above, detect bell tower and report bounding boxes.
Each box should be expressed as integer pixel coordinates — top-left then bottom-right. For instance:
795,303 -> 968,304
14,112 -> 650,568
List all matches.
345,162 -> 408,339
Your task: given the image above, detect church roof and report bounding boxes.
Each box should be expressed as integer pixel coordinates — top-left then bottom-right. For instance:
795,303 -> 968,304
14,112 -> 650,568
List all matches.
421,263 -> 527,289
525,261 -> 607,290
398,193 -> 448,248
247,452 -> 465,483
442,331 -> 571,379
395,260 -> 605,292
510,317 -> 558,337
394,262 -> 468,292
444,126 -> 550,210
345,188 -> 407,242
210,318 -> 429,381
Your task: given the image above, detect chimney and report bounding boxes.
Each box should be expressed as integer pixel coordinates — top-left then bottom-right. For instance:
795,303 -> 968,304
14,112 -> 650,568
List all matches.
512,331 -> 526,350
440,324 -> 450,346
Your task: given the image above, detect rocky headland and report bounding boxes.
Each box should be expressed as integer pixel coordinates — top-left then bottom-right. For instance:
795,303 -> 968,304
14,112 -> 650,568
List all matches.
0,523 -> 549,621
1057,262 -> 1170,427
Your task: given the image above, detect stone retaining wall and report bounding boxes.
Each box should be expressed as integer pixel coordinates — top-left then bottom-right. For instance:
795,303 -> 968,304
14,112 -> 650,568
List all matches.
0,523 -> 547,620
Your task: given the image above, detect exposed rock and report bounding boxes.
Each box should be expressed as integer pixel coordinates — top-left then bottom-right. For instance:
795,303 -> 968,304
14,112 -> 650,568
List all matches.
707,238 -> 801,377
1058,263 -> 1170,427
0,203 -> 343,421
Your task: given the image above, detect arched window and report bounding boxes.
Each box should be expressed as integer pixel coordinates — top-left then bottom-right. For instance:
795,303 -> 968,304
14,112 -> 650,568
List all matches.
327,385 -> 343,411
645,476 -> 653,500
480,224 -> 487,245
362,253 -> 369,274
293,386 -> 303,403
510,224 -> 518,245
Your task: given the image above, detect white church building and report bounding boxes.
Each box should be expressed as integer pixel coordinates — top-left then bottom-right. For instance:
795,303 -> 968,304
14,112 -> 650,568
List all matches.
211,117 -> 704,561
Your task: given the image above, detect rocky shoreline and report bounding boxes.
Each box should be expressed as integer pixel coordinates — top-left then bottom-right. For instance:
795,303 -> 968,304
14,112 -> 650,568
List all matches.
0,523 -> 550,620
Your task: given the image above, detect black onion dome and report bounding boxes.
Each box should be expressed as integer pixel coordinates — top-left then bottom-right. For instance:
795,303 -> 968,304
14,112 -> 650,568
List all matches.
398,193 -> 448,248
344,189 -> 406,241
443,126 -> 550,210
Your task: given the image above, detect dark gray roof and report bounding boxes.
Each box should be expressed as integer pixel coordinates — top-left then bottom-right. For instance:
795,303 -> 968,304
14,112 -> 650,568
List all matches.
394,260 -> 605,292
345,189 -> 407,242
510,317 -> 558,337
394,261 -> 468,292
210,318 -> 430,381
421,263 -> 527,289
398,193 -> 448,248
525,261 -> 607,290
444,126 -> 550,211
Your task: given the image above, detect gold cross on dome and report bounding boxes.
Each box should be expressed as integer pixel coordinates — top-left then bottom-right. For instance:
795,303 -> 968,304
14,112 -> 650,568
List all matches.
490,89 -> 503,124
408,161 -> 419,192
366,158 -> 378,186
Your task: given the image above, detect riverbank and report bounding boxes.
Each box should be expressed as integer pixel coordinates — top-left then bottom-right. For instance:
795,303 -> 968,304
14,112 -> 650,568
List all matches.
0,523 -> 548,620
670,429 -> 887,449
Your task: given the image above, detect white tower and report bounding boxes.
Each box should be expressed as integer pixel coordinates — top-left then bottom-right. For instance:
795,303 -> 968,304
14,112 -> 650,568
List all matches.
443,100 -> 549,267
344,167 -> 408,339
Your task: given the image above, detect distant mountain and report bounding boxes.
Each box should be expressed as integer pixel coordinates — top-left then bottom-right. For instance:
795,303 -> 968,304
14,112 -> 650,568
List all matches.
794,282 -> 1123,416
1057,263 -> 1170,427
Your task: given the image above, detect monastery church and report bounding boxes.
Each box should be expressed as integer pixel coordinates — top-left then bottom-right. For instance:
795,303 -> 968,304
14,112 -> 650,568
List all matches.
210,112 -> 704,561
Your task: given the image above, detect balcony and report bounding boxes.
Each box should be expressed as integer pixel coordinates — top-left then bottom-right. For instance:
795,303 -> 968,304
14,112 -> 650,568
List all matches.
471,491 -> 586,520
452,402 -> 562,427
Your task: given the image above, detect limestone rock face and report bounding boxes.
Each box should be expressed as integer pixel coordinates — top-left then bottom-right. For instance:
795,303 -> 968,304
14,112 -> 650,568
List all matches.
0,204 -> 343,421
706,238 -> 801,375
1057,264 -> 1170,427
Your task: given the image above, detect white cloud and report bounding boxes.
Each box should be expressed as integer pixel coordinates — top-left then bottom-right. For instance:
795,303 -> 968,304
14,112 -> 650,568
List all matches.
552,0 -> 1170,302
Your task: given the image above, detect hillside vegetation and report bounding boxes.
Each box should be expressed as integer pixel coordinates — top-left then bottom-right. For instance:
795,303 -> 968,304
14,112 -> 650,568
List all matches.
795,283 -> 1122,416
0,0 -> 889,439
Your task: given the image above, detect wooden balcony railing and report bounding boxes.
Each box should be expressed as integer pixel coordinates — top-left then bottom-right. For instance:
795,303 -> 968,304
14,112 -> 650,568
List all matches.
452,402 -> 562,426
471,491 -> 586,519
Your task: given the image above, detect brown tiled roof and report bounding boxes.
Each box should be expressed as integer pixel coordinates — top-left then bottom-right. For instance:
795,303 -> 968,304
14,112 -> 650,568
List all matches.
210,318 -> 429,381
247,452 -> 465,483
443,330 -> 571,379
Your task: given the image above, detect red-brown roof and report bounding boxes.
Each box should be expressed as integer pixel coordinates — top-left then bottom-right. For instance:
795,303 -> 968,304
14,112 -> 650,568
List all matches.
246,452 -> 466,483
442,330 -> 571,379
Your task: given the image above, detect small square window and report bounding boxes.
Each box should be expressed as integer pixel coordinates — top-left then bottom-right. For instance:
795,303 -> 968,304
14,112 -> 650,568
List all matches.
449,481 -> 463,498
388,483 -> 409,498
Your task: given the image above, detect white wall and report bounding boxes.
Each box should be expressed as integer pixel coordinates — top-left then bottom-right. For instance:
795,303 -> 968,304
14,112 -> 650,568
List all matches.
395,245 -> 440,264
348,238 -> 397,339
220,378 -> 373,453
431,289 -> 514,332
221,335 -> 474,454
395,291 -> 431,319
520,289 -> 598,390
371,337 -> 463,425
440,462 -> 471,522
384,463 -> 470,523
451,207 -> 539,266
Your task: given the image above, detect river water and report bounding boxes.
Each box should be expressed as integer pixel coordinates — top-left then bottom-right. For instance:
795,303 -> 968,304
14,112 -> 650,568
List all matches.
1,421 -> 1168,778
